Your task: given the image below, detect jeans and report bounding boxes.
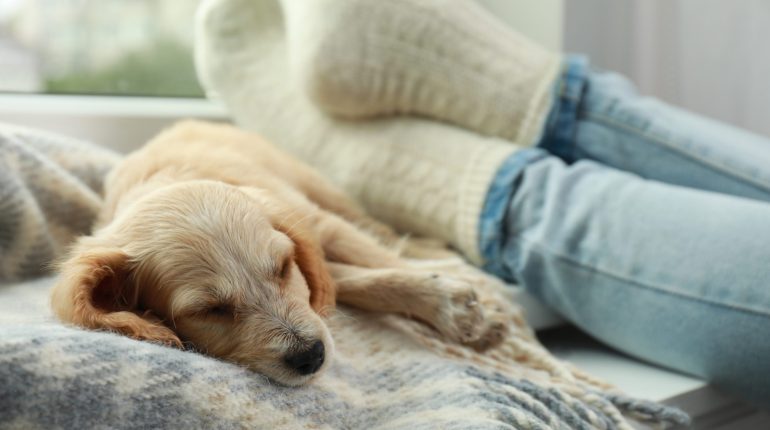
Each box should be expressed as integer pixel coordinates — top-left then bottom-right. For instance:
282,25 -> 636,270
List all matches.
479,55 -> 770,407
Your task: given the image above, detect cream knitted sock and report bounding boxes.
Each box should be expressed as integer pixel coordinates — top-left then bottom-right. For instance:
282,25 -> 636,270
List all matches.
281,0 -> 562,145
196,0 -> 519,264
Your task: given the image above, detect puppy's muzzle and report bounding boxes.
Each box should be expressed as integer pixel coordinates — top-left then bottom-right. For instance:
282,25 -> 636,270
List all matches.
284,340 -> 325,375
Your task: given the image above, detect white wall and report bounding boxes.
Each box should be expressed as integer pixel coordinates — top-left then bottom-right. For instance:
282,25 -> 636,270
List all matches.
478,0 -> 563,51
565,0 -> 770,138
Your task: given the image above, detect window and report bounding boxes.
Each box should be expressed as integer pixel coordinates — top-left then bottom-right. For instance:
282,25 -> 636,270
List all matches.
0,0 -> 203,97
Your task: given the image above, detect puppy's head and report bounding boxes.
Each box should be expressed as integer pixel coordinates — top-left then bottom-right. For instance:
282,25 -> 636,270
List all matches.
52,181 -> 335,386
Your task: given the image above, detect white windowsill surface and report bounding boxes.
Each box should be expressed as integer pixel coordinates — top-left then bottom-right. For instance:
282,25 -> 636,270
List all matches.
544,331 -> 707,401
0,94 -> 227,117
0,94 -> 229,153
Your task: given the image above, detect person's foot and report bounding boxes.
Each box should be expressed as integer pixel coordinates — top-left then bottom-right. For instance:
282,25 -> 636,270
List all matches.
282,0 -> 561,145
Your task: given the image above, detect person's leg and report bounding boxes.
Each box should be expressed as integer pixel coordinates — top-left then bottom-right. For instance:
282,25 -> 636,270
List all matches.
480,148 -> 770,408
278,0 -> 560,146
540,56 -> 770,202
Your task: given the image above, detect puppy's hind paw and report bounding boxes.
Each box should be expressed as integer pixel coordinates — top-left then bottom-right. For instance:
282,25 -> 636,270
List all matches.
465,311 -> 509,351
429,276 -> 487,344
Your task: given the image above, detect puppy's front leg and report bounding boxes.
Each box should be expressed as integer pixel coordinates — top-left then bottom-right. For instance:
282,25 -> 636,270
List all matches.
316,213 -> 405,268
330,263 -> 494,345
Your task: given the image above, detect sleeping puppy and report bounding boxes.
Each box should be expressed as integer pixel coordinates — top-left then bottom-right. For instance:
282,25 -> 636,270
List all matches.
52,121 -> 506,386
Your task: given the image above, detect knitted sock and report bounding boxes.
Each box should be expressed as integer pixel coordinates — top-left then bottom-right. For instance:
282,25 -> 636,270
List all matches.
196,0 -> 519,264
280,0 -> 562,145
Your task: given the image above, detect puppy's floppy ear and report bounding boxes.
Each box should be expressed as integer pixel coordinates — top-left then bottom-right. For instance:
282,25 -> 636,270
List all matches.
237,186 -> 336,316
51,236 -> 182,347
275,219 -> 336,317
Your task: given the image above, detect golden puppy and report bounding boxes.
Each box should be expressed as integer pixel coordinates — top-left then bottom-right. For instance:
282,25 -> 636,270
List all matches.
52,121 -> 505,386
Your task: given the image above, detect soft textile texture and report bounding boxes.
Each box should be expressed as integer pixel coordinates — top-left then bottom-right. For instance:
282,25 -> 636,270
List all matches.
282,0 -> 561,145
0,126 -> 691,428
0,124 -> 119,280
195,0 -> 519,265
0,278 -> 687,430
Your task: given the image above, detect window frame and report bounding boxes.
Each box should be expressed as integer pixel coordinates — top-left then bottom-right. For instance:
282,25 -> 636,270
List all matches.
0,94 -> 228,153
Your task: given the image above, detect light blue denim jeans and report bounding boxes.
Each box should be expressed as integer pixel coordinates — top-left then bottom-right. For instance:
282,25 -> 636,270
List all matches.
480,55 -> 770,407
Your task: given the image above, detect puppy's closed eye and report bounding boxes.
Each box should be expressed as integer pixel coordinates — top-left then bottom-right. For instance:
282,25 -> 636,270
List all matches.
206,304 -> 233,317
187,302 -> 233,320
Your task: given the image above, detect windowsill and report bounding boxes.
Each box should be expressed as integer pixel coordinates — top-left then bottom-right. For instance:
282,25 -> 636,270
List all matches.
0,94 -> 230,152
540,326 -> 706,401
0,93 -> 228,118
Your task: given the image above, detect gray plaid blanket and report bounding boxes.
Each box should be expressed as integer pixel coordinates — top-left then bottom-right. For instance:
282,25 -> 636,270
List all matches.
0,124 -> 689,429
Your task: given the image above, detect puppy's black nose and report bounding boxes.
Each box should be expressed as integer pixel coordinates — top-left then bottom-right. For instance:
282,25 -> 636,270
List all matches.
284,340 -> 325,375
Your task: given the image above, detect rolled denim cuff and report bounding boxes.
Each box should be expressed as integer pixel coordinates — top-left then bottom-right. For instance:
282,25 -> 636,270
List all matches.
537,54 -> 590,163
478,56 -> 590,282
478,147 -> 549,281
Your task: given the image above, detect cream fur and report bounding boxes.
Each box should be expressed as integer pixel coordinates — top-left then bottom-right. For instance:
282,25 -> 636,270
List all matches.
52,121 -> 507,386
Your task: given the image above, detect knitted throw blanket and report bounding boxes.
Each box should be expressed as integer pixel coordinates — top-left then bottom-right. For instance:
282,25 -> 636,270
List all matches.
0,124 -> 119,280
0,124 -> 689,429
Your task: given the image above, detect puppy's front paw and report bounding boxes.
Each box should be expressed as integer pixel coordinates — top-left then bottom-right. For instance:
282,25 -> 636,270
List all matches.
465,302 -> 509,351
426,275 -> 487,344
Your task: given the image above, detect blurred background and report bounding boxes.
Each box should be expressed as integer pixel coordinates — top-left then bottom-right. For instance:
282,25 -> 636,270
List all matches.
0,0 -> 202,97
0,0 -> 768,136
564,0 -> 770,138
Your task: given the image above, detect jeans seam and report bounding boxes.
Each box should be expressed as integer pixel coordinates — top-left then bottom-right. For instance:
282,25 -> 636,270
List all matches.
511,234 -> 770,319
583,110 -> 770,194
